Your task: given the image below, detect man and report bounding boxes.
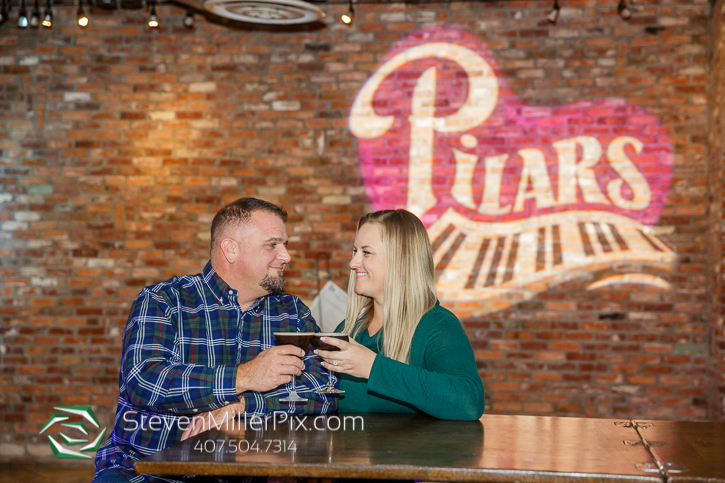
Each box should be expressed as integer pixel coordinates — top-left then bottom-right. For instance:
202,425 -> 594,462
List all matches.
93,198 -> 336,483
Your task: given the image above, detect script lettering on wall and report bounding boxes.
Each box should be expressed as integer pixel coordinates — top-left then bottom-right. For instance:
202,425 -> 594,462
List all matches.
349,28 -> 676,316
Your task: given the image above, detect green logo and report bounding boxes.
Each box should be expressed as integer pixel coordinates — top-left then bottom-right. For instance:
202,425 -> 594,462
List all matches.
39,406 -> 107,459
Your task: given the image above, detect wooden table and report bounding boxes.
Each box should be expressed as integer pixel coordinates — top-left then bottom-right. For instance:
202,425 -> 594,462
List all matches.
627,420 -> 725,483
134,413 -> 724,483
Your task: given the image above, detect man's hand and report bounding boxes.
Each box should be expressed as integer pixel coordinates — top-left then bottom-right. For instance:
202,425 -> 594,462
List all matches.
181,400 -> 246,441
235,345 -> 305,393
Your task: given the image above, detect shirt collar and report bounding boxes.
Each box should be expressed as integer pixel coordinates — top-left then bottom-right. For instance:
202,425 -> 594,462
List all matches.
203,261 -> 231,305
202,261 -> 277,312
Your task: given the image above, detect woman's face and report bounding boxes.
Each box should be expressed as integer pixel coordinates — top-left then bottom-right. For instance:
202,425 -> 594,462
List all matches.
350,223 -> 385,304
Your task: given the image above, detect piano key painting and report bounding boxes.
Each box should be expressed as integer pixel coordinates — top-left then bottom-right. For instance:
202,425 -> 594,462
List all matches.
349,28 -> 676,317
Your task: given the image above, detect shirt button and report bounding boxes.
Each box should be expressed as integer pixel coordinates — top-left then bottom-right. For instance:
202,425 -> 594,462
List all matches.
192,409 -> 198,413
224,401 -> 229,406
228,290 -> 233,295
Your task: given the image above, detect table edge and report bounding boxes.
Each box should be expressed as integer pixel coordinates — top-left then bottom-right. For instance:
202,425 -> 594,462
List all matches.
134,461 -> 663,483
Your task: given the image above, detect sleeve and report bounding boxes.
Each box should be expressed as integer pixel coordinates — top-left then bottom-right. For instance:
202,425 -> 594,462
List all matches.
365,310 -> 485,421
263,298 -> 339,415
121,288 -> 242,415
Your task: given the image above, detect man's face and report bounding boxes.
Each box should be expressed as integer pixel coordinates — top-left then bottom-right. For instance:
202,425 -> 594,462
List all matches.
234,210 -> 291,297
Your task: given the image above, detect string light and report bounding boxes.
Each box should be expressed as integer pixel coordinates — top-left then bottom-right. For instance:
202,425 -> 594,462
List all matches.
618,0 -> 632,19
547,0 -> 560,23
0,0 -> 7,24
341,0 -> 353,25
183,6 -> 194,27
77,0 -> 88,27
29,0 -> 39,26
18,0 -> 28,28
41,0 -> 52,27
147,1 -> 158,28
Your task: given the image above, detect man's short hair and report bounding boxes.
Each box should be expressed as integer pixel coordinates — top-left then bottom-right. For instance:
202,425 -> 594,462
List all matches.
210,198 -> 288,249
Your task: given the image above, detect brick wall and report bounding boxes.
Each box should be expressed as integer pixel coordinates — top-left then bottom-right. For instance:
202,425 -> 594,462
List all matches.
710,0 -> 725,421
0,0 -> 717,463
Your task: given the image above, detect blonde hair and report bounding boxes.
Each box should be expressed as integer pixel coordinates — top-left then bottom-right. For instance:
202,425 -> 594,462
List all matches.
343,210 -> 437,363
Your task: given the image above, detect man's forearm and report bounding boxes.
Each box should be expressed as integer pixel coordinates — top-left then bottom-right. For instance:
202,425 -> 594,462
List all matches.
235,362 -> 251,393
125,360 -> 241,414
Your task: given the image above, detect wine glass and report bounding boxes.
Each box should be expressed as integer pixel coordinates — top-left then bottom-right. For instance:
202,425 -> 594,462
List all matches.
273,332 -> 314,402
310,333 -> 349,394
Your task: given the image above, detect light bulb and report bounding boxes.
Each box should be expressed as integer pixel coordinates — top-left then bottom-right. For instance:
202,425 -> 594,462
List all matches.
183,8 -> 194,27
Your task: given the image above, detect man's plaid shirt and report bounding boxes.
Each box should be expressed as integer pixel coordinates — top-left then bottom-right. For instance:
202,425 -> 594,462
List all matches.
95,262 -> 337,482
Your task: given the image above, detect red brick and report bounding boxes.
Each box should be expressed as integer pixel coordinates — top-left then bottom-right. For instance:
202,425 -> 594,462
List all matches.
0,1 -> 721,462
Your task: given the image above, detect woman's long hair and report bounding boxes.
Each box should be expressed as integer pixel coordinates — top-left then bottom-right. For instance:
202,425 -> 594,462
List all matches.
342,210 -> 437,363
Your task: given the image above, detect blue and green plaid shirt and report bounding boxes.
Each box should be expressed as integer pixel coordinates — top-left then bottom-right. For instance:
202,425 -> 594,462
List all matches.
95,261 -> 336,482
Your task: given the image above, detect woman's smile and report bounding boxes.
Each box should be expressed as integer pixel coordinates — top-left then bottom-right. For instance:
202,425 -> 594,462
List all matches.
350,223 -> 385,303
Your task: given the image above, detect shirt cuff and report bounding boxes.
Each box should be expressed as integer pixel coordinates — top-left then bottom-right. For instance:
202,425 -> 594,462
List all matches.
367,354 -> 384,390
242,391 -> 267,415
213,364 -> 244,406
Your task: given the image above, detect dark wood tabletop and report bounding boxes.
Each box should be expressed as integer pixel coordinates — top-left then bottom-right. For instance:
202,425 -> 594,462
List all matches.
132,412 -> 696,482
627,420 -> 725,483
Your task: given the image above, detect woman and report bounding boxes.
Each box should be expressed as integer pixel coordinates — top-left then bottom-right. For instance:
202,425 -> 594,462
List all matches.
315,209 -> 485,420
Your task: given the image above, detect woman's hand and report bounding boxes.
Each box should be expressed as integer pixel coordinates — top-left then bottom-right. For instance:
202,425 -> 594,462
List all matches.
315,336 -> 377,380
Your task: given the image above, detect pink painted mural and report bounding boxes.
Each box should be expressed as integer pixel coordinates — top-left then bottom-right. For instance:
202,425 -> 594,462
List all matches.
349,28 -> 676,316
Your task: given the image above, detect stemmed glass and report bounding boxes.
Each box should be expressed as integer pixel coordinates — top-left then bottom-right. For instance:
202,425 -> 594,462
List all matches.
310,333 -> 349,394
273,332 -> 314,402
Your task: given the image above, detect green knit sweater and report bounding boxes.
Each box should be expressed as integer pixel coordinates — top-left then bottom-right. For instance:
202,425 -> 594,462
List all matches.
335,301 -> 485,421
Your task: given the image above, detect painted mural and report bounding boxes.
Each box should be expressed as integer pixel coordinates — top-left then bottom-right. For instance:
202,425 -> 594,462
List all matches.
349,28 -> 676,317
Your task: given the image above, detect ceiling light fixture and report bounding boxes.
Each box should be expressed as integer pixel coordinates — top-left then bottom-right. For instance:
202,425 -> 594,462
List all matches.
0,0 -> 7,24
618,0 -> 631,20
77,0 -> 88,26
148,1 -> 158,27
183,6 -> 194,27
41,0 -> 52,26
29,0 -> 40,26
341,0 -> 353,25
18,0 -> 28,27
547,0 -> 560,23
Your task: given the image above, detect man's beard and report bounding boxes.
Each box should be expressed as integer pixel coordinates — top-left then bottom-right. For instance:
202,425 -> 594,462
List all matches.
260,273 -> 285,294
